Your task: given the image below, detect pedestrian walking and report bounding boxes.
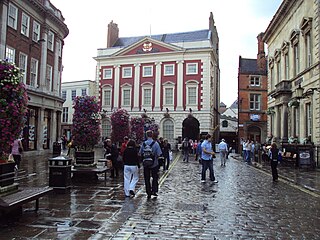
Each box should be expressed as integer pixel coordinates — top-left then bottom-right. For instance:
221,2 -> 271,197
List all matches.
268,142 -> 282,182
218,139 -> 228,166
139,130 -> 162,199
195,139 -> 204,162
182,137 -> 191,162
11,138 -> 23,169
104,139 -> 120,178
201,134 -> 218,183
123,139 -> 140,197
162,139 -> 171,171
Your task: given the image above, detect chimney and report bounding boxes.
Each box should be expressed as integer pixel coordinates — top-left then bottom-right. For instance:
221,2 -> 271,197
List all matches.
107,21 -> 119,48
257,32 -> 266,71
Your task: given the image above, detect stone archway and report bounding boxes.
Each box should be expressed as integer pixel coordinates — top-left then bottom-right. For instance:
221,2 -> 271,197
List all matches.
247,125 -> 261,143
182,115 -> 200,140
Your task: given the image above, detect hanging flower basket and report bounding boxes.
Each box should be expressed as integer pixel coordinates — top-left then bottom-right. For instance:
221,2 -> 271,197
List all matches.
0,60 -> 28,159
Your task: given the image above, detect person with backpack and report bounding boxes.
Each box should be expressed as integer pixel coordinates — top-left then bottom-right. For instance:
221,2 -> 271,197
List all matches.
182,137 -> 191,162
139,130 -> 162,199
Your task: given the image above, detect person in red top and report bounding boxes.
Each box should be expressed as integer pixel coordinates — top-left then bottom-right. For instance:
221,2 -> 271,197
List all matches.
120,136 -> 129,156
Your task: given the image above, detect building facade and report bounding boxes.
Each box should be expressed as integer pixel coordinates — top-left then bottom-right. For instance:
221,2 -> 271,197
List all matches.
94,13 -> 220,146
0,0 -> 69,155
61,80 -> 97,141
238,33 -> 268,148
219,100 -> 238,152
263,0 -> 320,147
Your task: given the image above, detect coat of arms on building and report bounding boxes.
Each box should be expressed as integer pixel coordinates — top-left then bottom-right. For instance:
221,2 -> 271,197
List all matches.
143,42 -> 153,52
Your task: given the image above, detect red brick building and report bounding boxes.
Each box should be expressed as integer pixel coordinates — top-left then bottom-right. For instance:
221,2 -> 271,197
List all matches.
238,33 -> 268,148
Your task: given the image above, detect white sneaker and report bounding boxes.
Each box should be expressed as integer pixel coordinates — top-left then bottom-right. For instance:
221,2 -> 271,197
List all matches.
213,180 -> 218,183
201,180 -> 206,183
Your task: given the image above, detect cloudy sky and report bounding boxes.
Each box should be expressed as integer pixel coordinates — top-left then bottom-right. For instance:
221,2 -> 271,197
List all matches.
51,0 -> 282,107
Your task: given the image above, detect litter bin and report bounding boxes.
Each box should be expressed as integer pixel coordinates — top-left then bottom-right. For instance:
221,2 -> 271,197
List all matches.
52,142 -> 61,157
48,156 -> 72,191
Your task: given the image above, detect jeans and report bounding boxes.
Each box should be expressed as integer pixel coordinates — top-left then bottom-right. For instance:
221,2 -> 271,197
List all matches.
144,166 -> 159,196
219,150 -> 227,165
201,159 -> 215,181
183,150 -> 189,162
271,160 -> 278,181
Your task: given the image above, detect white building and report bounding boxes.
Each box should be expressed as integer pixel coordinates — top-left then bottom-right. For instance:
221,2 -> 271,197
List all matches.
61,80 -> 97,140
94,13 -> 220,145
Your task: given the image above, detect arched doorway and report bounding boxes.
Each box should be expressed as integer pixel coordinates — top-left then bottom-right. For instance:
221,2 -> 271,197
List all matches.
247,125 -> 261,143
182,115 -> 200,140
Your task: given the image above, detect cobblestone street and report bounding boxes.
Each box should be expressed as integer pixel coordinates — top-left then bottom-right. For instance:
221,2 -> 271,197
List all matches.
0,150 -> 319,239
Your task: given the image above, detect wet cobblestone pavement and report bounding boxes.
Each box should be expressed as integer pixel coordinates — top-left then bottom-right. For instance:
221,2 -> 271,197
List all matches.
0,149 -> 319,239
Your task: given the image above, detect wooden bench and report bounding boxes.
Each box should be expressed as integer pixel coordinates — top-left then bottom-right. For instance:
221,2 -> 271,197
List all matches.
0,187 -> 53,216
71,166 -> 109,182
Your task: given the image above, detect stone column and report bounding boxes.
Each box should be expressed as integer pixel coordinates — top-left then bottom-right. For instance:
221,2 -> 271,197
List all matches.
133,63 -> 140,111
281,104 -> 288,142
51,110 -> 57,143
154,62 -> 162,111
39,29 -> 48,90
176,60 -> 184,111
275,105 -> 281,139
0,2 -> 8,59
37,108 -> 45,151
53,39 -> 60,94
114,65 -> 120,108
300,102 -> 306,140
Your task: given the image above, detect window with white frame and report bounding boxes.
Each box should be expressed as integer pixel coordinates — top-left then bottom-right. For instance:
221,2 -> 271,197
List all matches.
103,89 -> 112,106
186,63 -> 198,75
58,40 -> 62,57
46,65 -> 53,91
164,87 -> 174,105
143,88 -> 152,105
187,86 -> 197,105
249,94 -> 261,110
19,53 -> 27,83
122,67 -> 132,78
293,43 -> 300,75
306,103 -> 312,137
101,119 -> 111,138
143,66 -> 153,77
62,107 -> 68,122
32,20 -> 40,42
71,90 -> 76,100
305,32 -> 312,68
30,58 -> 38,87
284,53 -> 289,79
48,30 -> 54,51
21,13 -> 30,37
5,46 -> 15,63
103,68 -> 112,79
81,88 -> 87,96
8,3 -> 18,29
163,119 -> 174,142
250,76 -> 260,86
164,64 -> 174,76
122,89 -> 131,106
62,90 -> 66,100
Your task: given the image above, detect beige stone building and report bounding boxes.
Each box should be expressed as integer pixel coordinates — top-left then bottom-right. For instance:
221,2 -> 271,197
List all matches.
263,0 -> 320,150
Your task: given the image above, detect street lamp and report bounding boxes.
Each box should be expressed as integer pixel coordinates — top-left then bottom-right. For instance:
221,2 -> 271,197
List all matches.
295,84 -> 304,99
295,84 -> 320,99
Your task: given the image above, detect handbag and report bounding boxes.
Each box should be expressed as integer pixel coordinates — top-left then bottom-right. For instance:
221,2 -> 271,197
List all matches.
18,147 -> 23,153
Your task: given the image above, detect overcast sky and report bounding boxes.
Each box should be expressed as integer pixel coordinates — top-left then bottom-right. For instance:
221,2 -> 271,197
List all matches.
51,0 -> 282,107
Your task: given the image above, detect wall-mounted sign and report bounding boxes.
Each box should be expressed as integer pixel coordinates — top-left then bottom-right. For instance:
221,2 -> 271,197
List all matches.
250,114 -> 261,121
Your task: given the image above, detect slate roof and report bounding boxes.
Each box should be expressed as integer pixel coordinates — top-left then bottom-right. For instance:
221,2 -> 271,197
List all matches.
113,29 -> 210,48
239,58 -> 267,75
